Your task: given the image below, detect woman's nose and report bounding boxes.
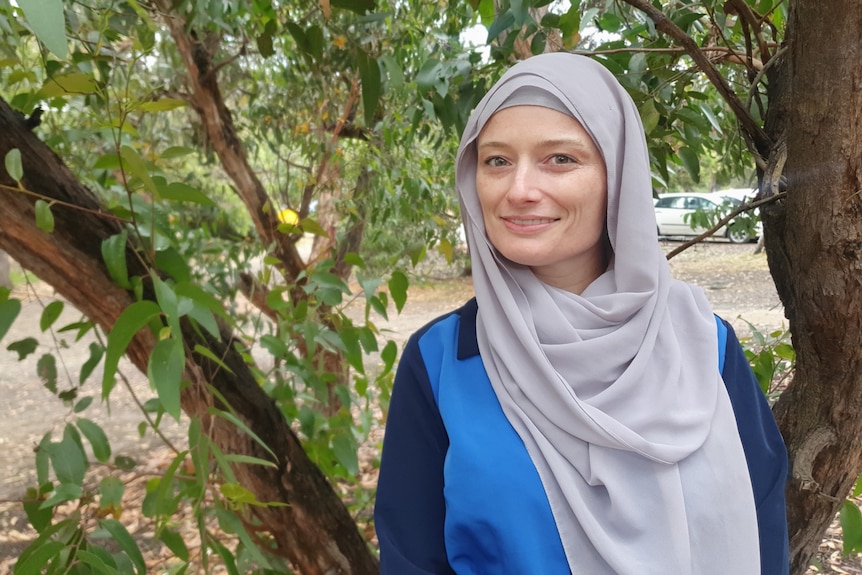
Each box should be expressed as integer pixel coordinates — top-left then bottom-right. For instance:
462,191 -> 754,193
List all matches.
506,163 -> 542,203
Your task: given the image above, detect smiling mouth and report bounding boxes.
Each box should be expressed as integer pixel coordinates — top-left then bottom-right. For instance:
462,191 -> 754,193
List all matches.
505,217 -> 558,225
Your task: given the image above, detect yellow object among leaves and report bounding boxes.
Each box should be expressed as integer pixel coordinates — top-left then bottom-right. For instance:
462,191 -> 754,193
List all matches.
277,208 -> 299,226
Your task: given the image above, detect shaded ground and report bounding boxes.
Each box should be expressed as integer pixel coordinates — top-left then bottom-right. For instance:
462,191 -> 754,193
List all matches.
0,241 -> 859,572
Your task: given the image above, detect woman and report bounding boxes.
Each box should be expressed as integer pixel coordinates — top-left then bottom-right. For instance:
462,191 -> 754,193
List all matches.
375,52 -> 788,575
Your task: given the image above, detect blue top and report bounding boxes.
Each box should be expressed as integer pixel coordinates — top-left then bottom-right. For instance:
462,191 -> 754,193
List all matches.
375,298 -> 789,574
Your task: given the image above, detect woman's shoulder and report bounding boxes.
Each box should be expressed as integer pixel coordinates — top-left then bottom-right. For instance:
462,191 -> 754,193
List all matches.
405,298 -> 478,348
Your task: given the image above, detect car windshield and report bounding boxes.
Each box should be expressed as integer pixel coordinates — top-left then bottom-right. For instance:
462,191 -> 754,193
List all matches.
719,196 -> 742,206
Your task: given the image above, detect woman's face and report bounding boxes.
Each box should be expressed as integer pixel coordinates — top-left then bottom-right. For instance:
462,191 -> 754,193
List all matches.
475,105 -> 609,293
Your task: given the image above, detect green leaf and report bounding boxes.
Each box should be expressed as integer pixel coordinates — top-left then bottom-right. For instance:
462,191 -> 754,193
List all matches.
416,58 -> 442,95
99,476 -> 125,511
699,102 -> 723,135
678,146 -> 701,183
257,27 -> 274,58
357,50 -> 381,126
220,482 -> 260,505
221,453 -> 277,468
34,200 -> 54,233
388,270 -> 408,313
208,407 -> 277,462
639,99 -> 661,135
332,430 -> 359,476
487,10 -> 515,42
672,10 -> 705,32
152,274 -> 180,336
300,216 -> 328,237
841,500 -> 862,554
73,396 -> 93,413
155,248 -> 192,284
102,300 -> 162,398
39,301 -> 64,332
35,433 -> 50,486
120,145 -> 158,198
186,302 -> 220,339
208,538 -> 241,575
77,418 -> 112,463
7,336 -> 38,360
114,455 -> 137,471
22,486 -> 53,533
18,0 -> 67,58
99,518 -> 147,575
5,148 -> 22,182
75,549 -> 118,575
0,298 -> 21,342
39,482 -> 82,509
93,153 -> 121,170
79,342 -> 104,385
158,181 -> 216,205
158,527 -> 190,561
330,0 -> 376,15
529,31 -> 547,55
37,353 -> 57,394
160,146 -> 195,159
12,540 -> 66,575
40,72 -> 98,97
380,339 -> 397,375
46,427 -> 87,486
101,231 -> 131,290
147,337 -> 185,421
193,344 -> 235,375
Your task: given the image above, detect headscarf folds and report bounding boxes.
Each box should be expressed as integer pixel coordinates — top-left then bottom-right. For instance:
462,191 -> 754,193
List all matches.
456,53 -> 759,574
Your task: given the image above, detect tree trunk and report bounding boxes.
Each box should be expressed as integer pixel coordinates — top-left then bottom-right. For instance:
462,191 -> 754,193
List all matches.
0,99 -> 379,574
764,2 -> 862,573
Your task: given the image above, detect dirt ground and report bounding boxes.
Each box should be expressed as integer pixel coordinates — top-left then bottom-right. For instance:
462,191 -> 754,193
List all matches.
0,240 -> 859,572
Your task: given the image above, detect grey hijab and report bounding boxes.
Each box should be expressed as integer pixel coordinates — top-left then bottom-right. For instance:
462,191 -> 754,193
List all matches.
456,53 -> 759,574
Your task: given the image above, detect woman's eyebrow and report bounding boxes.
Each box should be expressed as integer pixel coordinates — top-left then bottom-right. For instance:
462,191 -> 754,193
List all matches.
477,138 -> 592,150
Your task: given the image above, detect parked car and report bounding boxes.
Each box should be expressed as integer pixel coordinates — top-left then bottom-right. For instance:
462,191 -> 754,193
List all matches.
715,188 -> 758,204
654,192 -> 763,243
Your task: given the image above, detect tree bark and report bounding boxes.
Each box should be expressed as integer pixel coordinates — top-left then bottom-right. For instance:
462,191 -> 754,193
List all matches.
0,99 -> 379,574
764,2 -> 862,573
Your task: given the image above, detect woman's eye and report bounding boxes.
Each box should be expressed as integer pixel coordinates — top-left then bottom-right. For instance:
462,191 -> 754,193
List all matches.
550,154 -> 575,165
485,156 -> 509,167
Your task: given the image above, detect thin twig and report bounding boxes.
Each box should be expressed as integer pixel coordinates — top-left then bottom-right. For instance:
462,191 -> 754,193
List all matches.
116,367 -> 182,454
665,192 -> 787,260
0,183 -> 131,223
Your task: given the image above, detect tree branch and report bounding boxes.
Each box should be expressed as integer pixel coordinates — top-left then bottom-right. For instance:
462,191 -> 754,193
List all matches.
664,192 -> 786,260
150,1 -> 306,280
726,0 -> 773,60
619,0 -> 772,155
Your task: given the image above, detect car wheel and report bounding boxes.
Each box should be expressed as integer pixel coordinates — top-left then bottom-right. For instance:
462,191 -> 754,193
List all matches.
727,225 -> 751,244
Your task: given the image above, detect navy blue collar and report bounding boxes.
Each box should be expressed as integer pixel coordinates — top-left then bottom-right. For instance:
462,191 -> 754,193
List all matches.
456,298 -> 480,360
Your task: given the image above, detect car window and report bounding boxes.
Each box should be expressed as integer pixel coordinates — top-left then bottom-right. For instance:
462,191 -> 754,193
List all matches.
656,196 -> 688,209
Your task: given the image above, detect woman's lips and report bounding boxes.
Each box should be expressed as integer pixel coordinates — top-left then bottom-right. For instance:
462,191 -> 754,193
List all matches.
502,216 -> 560,232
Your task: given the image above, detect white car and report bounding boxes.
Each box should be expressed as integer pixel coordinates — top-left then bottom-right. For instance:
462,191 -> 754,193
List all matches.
654,192 -> 762,243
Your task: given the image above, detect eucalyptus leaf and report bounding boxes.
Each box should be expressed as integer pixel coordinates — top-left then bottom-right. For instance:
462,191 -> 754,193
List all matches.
102,300 -> 162,398
147,337 -> 184,421
34,200 -> 54,233
18,0 -> 67,58
4,148 -> 22,181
